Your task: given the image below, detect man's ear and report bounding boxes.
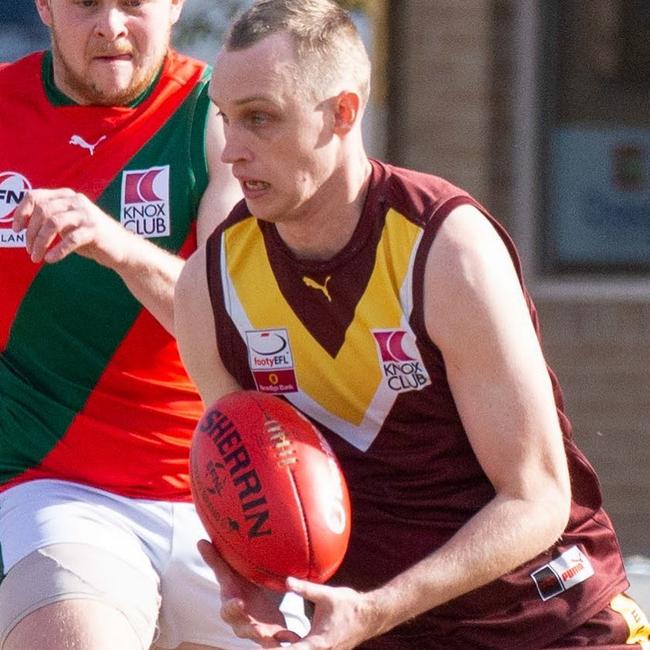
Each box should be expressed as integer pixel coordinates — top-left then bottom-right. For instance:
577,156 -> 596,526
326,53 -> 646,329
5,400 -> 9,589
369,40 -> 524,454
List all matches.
333,91 -> 361,135
34,0 -> 53,28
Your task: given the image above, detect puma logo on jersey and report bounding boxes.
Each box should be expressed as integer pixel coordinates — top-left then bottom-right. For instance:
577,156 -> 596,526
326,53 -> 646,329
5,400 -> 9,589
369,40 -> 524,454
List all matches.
69,134 -> 107,156
302,275 -> 332,302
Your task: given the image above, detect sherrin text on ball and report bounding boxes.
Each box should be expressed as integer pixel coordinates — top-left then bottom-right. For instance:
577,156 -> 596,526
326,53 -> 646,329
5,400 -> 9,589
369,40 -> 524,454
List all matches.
190,390 -> 351,592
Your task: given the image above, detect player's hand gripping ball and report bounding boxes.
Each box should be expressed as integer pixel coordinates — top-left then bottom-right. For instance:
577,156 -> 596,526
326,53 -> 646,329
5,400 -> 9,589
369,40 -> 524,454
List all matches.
190,390 -> 351,592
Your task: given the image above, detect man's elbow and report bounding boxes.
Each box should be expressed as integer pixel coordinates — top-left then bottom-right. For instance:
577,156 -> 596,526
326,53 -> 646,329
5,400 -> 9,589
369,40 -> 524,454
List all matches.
544,475 -> 573,544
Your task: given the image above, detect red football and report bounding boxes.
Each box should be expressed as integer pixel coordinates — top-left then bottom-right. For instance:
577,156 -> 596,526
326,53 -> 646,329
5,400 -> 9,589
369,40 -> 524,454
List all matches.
190,390 -> 351,592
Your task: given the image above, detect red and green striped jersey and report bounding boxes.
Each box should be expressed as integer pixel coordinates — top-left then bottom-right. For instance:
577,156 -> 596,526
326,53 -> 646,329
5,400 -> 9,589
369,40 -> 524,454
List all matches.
0,50 -> 211,500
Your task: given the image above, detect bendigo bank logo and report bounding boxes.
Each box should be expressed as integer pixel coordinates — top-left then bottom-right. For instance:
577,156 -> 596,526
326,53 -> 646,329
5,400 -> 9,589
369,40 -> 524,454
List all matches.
0,171 -> 31,248
372,329 -> 431,393
245,329 -> 298,394
120,166 -> 170,238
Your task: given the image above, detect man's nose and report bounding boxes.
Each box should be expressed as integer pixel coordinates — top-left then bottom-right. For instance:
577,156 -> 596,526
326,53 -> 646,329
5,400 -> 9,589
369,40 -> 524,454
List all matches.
221,130 -> 253,165
94,7 -> 128,41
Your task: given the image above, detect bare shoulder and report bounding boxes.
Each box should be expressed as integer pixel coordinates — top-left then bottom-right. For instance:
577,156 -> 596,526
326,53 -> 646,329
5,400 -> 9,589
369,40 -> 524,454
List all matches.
421,204 -> 570,515
427,203 -> 513,284
177,245 -> 207,302
175,245 -> 240,405
423,203 -> 530,353
175,245 -> 214,349
174,247 -> 210,385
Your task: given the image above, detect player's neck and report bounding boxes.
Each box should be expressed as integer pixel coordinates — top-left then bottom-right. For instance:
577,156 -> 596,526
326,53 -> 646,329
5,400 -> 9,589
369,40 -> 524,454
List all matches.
277,157 -> 372,261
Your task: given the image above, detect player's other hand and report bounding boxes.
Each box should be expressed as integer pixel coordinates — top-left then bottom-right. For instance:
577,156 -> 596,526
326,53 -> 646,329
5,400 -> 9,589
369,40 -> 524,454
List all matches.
12,188 -> 130,267
275,576 -> 376,650
200,538 -> 379,650
198,539 -> 302,647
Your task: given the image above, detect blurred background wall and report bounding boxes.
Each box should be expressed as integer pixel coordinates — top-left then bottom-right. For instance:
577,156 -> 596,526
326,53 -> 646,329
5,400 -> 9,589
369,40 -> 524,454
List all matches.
384,0 -> 650,562
2,0 -> 648,563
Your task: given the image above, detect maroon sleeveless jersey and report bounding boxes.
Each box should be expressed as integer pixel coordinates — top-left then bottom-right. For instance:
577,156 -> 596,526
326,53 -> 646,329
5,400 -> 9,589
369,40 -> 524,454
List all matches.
205,159 -> 628,648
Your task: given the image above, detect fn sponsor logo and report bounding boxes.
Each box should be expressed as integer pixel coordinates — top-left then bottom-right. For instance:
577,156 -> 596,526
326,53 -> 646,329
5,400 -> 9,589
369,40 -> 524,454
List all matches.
0,171 -> 31,248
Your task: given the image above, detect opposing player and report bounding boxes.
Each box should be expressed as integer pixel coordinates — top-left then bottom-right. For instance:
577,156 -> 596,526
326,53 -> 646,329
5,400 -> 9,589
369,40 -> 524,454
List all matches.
175,0 -> 650,648
0,1 -> 253,649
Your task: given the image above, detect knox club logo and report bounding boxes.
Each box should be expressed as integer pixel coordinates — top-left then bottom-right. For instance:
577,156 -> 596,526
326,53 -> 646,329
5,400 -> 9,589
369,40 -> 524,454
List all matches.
372,329 -> 431,393
120,166 -> 170,238
245,329 -> 299,394
0,171 -> 31,248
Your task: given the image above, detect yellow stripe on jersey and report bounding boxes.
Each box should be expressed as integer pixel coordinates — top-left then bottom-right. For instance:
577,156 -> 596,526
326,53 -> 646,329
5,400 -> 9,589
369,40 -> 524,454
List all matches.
610,593 -> 650,648
223,210 -> 423,428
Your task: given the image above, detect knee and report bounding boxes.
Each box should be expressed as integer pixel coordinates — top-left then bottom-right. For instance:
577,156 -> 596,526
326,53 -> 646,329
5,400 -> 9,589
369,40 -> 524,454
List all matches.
0,545 -> 160,650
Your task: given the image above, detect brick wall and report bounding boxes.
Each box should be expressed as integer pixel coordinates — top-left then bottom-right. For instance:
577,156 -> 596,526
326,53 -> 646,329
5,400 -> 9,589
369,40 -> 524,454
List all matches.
388,0 -> 649,557
537,299 -> 650,556
388,0 -> 493,206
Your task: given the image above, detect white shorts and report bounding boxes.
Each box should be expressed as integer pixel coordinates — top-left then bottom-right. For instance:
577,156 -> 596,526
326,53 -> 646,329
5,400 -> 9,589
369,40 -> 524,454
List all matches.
0,479 -> 308,648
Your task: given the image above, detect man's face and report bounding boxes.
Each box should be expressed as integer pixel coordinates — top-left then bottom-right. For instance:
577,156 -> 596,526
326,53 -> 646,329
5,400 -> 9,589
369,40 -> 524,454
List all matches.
36,0 -> 184,106
211,33 -> 338,225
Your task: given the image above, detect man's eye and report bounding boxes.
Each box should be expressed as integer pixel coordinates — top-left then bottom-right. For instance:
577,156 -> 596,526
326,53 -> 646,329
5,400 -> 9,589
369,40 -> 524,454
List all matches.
249,113 -> 268,126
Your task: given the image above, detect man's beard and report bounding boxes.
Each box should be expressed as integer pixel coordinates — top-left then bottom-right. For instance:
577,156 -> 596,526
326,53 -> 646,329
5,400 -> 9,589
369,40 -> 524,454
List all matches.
50,32 -> 168,106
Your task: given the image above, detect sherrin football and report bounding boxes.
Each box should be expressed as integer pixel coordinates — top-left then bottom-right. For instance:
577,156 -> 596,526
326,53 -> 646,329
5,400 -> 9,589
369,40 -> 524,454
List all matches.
190,390 -> 351,592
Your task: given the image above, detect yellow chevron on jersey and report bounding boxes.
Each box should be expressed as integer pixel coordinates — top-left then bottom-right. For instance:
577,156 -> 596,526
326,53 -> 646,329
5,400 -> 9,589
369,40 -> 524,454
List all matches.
221,209 -> 429,450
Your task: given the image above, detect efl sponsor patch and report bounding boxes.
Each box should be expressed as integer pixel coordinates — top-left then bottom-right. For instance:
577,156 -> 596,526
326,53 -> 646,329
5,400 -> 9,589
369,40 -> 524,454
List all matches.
246,329 -> 298,394
0,171 -> 30,248
372,329 -> 431,394
531,545 -> 595,601
120,166 -> 170,238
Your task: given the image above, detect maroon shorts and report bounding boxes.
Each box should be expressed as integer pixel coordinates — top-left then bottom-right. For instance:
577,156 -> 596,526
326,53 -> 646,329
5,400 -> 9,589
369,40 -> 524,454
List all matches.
545,593 -> 650,648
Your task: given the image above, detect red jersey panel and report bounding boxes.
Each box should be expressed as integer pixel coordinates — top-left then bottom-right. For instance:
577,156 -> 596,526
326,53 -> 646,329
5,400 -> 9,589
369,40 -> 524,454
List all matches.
1,51 -> 210,499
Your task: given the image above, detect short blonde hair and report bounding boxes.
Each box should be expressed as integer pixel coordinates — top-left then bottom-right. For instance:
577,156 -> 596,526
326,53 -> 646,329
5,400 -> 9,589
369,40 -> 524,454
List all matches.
225,0 -> 371,105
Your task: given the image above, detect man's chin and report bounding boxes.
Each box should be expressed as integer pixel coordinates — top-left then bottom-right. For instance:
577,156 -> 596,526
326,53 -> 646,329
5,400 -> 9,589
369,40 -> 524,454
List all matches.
82,78 -> 150,106
94,88 -> 139,106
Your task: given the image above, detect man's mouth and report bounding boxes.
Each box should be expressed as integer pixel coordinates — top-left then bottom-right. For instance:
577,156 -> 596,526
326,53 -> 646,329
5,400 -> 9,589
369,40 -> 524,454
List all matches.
243,180 -> 270,191
93,53 -> 133,62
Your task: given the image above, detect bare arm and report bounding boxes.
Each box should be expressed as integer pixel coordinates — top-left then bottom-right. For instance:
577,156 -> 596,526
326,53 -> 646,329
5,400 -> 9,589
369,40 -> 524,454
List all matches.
174,113 -> 241,399
12,189 -> 184,331
175,241 -> 300,640
355,203 -> 571,634
174,245 -> 241,407
12,110 -> 240,334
